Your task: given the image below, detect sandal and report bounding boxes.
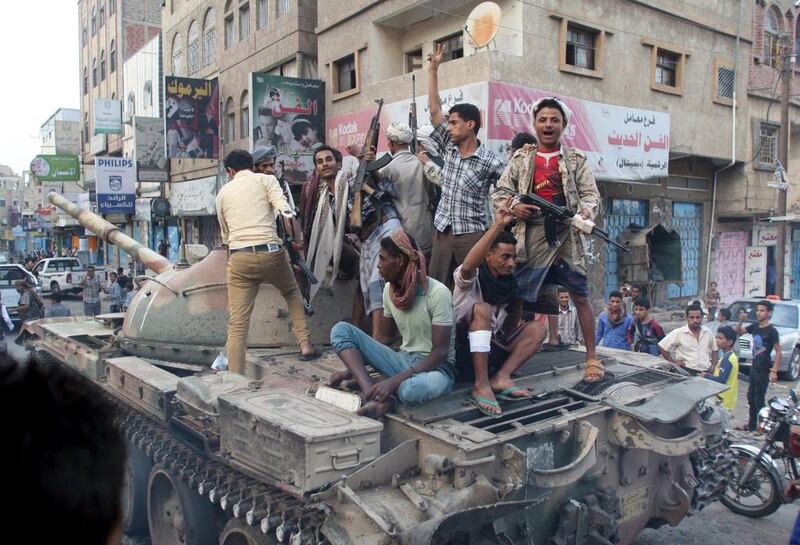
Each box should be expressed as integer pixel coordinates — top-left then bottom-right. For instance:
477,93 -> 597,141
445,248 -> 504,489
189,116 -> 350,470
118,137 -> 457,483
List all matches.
471,394 -> 502,417
298,345 -> 321,361
495,386 -> 532,401
583,359 -> 605,383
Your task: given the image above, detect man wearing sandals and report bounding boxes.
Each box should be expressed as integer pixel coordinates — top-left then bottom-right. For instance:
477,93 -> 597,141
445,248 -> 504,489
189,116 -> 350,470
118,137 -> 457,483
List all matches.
453,200 -> 546,416
492,97 -> 603,383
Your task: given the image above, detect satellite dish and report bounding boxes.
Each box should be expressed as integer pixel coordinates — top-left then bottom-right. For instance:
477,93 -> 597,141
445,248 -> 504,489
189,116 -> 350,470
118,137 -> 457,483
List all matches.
465,2 -> 502,49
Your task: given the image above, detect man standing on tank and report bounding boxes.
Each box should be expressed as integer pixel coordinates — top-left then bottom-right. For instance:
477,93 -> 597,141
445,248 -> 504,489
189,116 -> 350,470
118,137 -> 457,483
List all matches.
217,149 -> 319,375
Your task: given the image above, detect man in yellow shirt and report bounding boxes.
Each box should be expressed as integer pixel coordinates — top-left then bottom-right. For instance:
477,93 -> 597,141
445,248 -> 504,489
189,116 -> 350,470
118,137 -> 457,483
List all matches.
216,149 -> 318,375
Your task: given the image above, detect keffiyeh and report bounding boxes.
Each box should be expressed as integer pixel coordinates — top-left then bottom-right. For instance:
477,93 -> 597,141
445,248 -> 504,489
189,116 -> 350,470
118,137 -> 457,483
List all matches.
388,229 -> 427,311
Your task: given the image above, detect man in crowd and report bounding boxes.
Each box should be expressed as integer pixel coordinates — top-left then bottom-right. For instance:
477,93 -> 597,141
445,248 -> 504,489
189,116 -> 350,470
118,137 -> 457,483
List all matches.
627,297 -> 665,355
253,145 -> 278,176
595,291 -> 632,350
0,356 -> 126,545
46,292 -> 72,318
15,280 -> 43,323
116,266 -> 129,290
381,122 -> 433,260
216,149 -> 318,375
426,44 -> 505,287
658,303 -> 717,374
707,307 -> 732,336
107,271 -> 124,313
79,266 -> 105,317
329,230 -> 455,419
453,201 -> 545,416
703,281 -> 723,321
556,286 -> 582,346
492,97 -> 603,381
734,300 -> 781,431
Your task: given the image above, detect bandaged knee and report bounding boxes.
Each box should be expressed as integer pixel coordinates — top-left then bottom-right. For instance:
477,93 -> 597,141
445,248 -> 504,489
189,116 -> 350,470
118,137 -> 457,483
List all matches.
468,330 -> 492,353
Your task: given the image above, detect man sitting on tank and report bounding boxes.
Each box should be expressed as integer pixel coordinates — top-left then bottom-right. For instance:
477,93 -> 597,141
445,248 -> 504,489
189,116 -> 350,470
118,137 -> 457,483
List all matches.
329,229 -> 455,418
453,198 -> 546,417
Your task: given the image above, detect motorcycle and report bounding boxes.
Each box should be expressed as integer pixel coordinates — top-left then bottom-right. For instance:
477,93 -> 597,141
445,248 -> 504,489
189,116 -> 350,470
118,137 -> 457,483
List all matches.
721,390 -> 800,517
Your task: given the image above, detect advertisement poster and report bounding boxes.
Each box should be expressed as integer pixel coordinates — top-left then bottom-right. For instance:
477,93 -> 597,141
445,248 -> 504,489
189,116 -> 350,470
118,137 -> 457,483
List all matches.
29,155 -> 80,181
164,76 -> 220,159
94,99 -> 122,134
96,157 -> 135,214
250,73 -> 325,183
744,245 -> 767,298
714,231 -> 748,302
134,116 -> 168,182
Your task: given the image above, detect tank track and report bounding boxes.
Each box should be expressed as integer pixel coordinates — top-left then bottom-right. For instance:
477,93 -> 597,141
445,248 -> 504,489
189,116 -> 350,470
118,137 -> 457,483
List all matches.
34,349 -> 331,545
689,431 -> 736,513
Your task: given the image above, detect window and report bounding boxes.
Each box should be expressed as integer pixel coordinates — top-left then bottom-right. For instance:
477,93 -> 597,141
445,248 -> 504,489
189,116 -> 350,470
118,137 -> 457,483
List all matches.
82,23 -> 87,47
333,53 -> 358,96
225,97 -> 235,142
277,0 -> 289,17
98,1 -> 104,27
100,50 -> 106,81
109,0 -> 115,16
83,68 -> 88,95
714,60 -> 735,105
655,50 -> 678,87
239,2 -> 250,41
91,6 -> 96,36
758,123 -> 779,167
240,91 -> 249,139
566,26 -> 595,70
92,58 -> 97,87
404,48 -> 423,73
83,113 -> 89,144
110,40 -> 116,73
127,91 -> 136,118
764,8 -> 780,69
172,33 -> 183,76
144,81 -> 152,107
224,14 -> 234,49
202,9 -> 216,66
436,33 -> 463,62
257,0 -> 268,29
188,21 -> 200,74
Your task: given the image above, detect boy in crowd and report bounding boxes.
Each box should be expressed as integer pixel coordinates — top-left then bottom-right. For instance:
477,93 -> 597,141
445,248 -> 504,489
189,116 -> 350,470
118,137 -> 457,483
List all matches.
627,297 -> 665,356
703,325 -> 739,412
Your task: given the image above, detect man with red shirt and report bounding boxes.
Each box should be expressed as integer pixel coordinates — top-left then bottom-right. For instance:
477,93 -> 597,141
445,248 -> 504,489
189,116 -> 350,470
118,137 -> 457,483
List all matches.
492,98 -> 603,382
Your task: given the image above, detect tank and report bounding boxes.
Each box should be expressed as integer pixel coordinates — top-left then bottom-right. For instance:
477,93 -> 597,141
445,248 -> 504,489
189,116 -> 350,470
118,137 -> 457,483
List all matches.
24,192 -> 736,545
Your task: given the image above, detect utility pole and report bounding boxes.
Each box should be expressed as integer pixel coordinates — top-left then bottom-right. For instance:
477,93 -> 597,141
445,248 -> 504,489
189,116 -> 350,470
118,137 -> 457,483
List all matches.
776,32 -> 791,298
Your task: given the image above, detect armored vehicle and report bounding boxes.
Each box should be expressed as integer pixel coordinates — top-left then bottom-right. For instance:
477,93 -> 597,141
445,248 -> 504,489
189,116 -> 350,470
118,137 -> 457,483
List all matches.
25,192 -> 735,545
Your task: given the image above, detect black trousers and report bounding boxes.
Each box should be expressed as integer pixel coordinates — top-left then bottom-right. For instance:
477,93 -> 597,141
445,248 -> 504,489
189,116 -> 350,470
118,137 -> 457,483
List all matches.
747,368 -> 771,431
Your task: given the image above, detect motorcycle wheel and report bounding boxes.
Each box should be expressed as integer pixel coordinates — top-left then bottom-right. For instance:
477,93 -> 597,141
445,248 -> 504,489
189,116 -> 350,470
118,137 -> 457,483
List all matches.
720,449 -> 783,518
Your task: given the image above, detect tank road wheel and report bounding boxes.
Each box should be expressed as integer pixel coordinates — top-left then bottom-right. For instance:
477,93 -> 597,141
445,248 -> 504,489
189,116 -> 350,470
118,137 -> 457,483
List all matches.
220,518 -> 276,545
148,464 -> 218,545
122,441 -> 154,535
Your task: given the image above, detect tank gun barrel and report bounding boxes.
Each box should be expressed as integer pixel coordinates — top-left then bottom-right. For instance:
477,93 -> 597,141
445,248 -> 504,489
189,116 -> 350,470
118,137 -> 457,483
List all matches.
48,191 -> 173,274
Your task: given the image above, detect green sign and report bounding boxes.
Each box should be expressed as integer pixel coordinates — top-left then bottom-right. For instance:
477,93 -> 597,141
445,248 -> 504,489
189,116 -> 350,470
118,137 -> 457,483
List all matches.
29,155 -> 80,181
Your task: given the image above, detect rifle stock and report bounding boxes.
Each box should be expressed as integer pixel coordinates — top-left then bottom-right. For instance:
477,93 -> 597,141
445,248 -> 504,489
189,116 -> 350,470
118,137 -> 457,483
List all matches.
349,99 -> 385,231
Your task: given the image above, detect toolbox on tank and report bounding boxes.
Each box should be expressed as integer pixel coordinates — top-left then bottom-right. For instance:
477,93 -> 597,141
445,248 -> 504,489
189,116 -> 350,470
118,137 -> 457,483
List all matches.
106,356 -> 178,421
218,390 -> 383,492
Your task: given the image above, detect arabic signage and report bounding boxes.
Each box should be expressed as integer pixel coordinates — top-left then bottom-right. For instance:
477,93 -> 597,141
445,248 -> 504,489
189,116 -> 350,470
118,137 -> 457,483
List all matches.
29,155 -> 80,181
94,99 -> 122,134
96,157 -> 135,214
744,245 -> 767,298
250,74 -> 325,183
755,225 -> 779,247
134,116 -> 168,182
714,231 -> 748,302
169,176 -> 217,216
164,77 -> 219,159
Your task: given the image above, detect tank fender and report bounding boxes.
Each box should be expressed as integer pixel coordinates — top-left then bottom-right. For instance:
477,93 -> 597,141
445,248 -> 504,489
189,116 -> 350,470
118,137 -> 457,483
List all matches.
609,413 -> 705,456
730,443 -> 789,501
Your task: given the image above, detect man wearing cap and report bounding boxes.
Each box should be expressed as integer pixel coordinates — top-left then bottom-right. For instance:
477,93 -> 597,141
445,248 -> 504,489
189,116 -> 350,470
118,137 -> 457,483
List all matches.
253,145 -> 278,176
491,97 -> 603,382
380,122 -> 433,259
216,149 -> 319,375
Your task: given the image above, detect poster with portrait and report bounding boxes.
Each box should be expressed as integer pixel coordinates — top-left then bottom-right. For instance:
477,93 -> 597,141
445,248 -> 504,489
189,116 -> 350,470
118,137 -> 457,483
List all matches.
250,73 -> 325,183
164,77 -> 220,159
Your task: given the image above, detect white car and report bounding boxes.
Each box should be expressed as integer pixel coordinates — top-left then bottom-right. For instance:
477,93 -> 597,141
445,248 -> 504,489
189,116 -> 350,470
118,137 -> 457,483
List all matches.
33,257 -> 106,295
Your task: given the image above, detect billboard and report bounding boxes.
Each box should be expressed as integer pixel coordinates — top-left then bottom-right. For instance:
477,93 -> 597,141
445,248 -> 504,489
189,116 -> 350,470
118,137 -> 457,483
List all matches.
250,74 -> 325,183
96,157 -> 135,214
164,77 -> 219,159
134,116 -> 168,182
94,99 -> 122,134
29,155 -> 80,181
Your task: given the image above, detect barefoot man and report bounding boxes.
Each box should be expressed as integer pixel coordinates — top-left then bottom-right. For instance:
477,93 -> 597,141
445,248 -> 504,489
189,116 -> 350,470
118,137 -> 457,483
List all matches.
329,230 -> 455,418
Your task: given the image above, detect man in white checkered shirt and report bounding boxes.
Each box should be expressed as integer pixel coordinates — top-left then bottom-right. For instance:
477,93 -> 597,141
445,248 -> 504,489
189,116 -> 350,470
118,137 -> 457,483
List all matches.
420,43 -> 505,287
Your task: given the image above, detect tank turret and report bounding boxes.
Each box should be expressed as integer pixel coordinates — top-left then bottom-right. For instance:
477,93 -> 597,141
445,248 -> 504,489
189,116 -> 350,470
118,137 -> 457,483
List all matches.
48,191 -> 354,364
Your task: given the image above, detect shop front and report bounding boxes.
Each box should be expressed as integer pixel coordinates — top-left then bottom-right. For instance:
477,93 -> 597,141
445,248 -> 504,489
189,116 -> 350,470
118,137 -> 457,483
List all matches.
168,176 -> 220,253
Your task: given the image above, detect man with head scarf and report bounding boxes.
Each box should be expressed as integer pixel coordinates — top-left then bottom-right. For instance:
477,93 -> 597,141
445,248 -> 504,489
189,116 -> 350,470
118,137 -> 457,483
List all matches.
453,200 -> 546,416
329,229 -> 455,419
380,121 -> 433,259
491,97 -> 603,383
252,145 -> 278,176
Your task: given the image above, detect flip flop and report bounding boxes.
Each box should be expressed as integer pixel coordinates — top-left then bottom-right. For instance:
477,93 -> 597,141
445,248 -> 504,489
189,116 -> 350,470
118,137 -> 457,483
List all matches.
298,346 -> 321,361
471,395 -> 502,417
541,342 -> 571,352
495,386 -> 532,401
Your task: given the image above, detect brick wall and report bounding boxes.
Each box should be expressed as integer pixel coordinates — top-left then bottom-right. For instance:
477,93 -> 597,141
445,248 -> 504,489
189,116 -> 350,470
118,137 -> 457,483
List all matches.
748,1 -> 800,95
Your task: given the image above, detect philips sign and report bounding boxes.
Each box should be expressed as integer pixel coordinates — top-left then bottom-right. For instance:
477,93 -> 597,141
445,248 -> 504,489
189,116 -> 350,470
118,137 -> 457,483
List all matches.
95,157 -> 135,214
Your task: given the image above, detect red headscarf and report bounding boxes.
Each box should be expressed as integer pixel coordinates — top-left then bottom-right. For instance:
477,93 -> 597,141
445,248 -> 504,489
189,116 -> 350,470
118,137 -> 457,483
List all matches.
388,229 -> 427,311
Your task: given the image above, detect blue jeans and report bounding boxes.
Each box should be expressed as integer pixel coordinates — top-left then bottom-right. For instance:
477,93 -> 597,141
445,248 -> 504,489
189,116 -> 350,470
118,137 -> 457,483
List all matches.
330,322 -> 454,406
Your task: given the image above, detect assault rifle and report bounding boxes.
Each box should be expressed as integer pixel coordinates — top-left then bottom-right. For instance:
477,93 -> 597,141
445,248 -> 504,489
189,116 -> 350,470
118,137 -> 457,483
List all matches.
350,99 -> 392,232
495,187 -> 631,253
409,75 -> 418,154
277,161 -> 318,315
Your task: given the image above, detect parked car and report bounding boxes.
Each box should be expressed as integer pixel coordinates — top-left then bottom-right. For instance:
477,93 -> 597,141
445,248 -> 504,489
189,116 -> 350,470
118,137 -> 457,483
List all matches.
0,264 -> 41,327
32,257 -> 106,295
727,298 -> 800,381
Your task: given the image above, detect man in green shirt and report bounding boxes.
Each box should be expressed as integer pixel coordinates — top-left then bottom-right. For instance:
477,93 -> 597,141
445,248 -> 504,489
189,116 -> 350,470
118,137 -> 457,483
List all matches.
330,229 -> 455,418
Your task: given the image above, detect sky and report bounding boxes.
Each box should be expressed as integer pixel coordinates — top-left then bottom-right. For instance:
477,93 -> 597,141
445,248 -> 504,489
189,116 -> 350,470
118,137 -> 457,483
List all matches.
0,2 -> 80,176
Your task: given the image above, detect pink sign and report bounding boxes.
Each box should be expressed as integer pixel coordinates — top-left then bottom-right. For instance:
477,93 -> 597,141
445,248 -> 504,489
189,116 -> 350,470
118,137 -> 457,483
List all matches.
326,109 -> 391,155
714,231 -> 748,302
